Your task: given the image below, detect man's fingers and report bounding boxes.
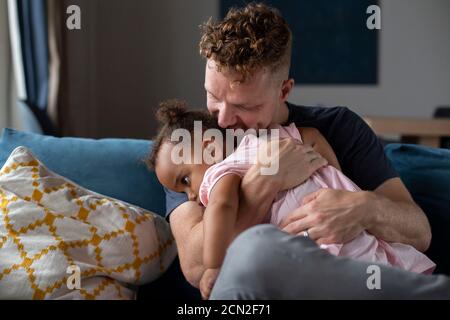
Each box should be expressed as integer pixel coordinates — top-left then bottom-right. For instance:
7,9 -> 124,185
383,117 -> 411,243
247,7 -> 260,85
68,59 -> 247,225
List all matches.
316,236 -> 338,246
276,139 -> 328,191
279,138 -> 313,155
312,156 -> 328,168
302,191 -> 319,206
301,190 -> 321,206
279,207 -> 308,229
307,153 -> 327,166
301,144 -> 314,153
305,226 -> 327,242
282,214 -> 315,235
304,151 -> 327,172
314,228 -> 348,245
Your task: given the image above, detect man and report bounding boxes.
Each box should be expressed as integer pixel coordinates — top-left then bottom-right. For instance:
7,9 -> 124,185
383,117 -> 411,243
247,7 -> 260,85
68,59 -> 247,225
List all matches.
165,3 -> 450,299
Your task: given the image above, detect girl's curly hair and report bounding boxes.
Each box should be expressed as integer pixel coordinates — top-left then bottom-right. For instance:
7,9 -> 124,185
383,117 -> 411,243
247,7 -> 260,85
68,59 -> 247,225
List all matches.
146,100 -> 223,170
199,2 -> 292,81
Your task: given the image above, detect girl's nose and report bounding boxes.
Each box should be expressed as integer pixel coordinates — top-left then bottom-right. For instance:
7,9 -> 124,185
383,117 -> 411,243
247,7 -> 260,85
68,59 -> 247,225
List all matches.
187,191 -> 197,202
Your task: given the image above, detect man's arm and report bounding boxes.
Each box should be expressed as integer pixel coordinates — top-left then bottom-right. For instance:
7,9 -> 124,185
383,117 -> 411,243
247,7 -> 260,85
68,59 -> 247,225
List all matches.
279,121 -> 431,252
369,177 -> 431,252
169,201 -> 205,288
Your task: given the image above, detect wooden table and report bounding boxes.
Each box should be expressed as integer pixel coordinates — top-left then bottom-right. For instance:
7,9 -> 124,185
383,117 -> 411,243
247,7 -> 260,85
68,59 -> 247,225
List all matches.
363,116 -> 450,148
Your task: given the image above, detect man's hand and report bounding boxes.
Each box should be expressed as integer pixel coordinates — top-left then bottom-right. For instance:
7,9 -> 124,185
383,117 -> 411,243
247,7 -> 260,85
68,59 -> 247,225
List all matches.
259,138 -> 328,191
200,268 -> 221,300
280,189 -> 371,245
235,138 -> 328,234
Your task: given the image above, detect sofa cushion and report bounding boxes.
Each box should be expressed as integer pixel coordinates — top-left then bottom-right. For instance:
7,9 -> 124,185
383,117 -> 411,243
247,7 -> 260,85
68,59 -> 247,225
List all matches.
385,143 -> 450,275
0,129 -> 201,300
0,146 -> 176,299
0,128 -> 166,216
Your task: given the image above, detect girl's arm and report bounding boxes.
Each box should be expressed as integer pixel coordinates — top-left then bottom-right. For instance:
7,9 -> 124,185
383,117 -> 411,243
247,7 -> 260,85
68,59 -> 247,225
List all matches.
298,127 -> 342,171
203,173 -> 242,269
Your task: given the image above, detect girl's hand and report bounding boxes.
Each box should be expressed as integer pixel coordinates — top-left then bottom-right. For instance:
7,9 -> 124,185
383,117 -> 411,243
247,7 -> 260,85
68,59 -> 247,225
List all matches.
200,268 -> 221,300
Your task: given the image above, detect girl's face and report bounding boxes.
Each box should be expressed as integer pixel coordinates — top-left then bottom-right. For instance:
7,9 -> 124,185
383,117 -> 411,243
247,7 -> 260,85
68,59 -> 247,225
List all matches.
155,142 -> 212,205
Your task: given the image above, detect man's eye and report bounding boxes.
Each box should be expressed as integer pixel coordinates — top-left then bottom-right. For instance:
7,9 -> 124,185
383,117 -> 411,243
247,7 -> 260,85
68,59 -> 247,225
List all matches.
181,176 -> 190,186
236,104 -> 261,111
245,104 -> 262,111
207,93 -> 218,101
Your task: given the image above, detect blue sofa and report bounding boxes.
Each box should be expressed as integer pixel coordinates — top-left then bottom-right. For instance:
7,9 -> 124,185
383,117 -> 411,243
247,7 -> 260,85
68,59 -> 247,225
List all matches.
0,128 -> 200,300
0,128 -> 449,300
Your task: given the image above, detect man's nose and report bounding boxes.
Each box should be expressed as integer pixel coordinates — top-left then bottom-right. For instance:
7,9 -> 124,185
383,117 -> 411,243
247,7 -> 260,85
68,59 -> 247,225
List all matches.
217,103 -> 236,128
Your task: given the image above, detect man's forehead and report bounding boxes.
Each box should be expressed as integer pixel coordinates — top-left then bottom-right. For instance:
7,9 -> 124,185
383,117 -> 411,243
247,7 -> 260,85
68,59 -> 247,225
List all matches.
205,61 -> 271,99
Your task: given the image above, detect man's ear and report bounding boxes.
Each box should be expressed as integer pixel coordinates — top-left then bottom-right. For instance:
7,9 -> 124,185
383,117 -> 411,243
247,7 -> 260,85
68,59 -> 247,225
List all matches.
280,78 -> 295,102
202,137 -> 224,165
202,138 -> 216,157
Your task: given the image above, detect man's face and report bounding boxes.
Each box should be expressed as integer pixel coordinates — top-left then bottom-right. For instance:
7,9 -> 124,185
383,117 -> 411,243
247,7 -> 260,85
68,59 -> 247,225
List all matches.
204,60 -> 286,130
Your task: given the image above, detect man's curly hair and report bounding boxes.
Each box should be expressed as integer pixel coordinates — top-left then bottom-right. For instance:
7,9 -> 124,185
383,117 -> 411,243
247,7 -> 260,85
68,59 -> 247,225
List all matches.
199,2 -> 292,81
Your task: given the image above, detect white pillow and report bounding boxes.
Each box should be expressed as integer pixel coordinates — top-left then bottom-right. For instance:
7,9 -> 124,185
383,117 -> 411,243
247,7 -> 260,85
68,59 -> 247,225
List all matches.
0,146 -> 177,299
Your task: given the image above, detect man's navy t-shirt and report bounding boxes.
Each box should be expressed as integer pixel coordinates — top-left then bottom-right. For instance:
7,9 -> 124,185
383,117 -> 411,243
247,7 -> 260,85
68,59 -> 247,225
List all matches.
164,102 -> 398,219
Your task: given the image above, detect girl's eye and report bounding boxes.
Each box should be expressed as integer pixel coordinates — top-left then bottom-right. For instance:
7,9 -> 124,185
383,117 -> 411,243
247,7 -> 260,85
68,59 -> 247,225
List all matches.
181,176 -> 190,186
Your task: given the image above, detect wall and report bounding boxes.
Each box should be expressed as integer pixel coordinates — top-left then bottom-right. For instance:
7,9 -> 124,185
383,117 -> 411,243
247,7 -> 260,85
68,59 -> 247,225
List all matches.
63,0 -> 218,138
63,0 -> 450,139
154,0 -> 450,119
289,0 -> 450,118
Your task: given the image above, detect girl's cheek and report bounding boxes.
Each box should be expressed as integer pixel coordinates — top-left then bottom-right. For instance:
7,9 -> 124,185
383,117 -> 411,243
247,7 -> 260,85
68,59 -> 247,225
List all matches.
191,174 -> 201,191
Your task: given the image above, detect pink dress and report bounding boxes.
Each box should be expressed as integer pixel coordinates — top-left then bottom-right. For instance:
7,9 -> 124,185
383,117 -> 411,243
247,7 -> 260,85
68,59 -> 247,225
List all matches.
199,123 -> 435,274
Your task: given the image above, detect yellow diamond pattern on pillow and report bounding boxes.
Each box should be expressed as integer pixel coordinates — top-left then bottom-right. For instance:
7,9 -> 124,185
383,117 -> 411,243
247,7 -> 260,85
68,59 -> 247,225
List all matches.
0,147 -> 177,300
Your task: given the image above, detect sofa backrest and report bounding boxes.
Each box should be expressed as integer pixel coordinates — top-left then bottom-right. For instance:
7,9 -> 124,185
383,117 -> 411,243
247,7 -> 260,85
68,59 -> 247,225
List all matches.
385,143 -> 450,275
0,128 -> 167,217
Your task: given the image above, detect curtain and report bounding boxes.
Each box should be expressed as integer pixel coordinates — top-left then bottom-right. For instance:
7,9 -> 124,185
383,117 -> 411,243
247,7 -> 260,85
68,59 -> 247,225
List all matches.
1,0 -> 12,129
47,0 -> 63,126
8,0 -> 58,135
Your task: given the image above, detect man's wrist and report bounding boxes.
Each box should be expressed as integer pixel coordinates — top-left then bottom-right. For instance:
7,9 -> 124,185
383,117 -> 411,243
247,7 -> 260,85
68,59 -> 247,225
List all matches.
359,191 -> 380,231
244,162 -> 283,193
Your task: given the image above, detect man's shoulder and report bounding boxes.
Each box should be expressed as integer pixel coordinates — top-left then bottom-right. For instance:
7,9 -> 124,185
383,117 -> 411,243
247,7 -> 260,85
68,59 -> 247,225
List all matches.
286,102 -> 398,191
286,102 -> 361,129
